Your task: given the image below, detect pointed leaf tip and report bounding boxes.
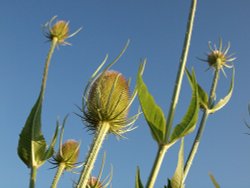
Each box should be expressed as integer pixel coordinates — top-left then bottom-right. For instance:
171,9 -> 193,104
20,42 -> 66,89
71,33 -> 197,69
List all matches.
43,122 -> 60,161
170,70 -> 199,143
135,167 -> 144,188
17,92 -> 59,168
17,93 -> 46,168
186,68 -> 209,110
137,64 -> 167,144
209,173 -> 220,188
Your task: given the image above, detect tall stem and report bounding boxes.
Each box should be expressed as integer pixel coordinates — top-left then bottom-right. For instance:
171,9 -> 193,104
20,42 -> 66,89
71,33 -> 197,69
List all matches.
41,37 -> 58,97
77,122 -> 110,188
165,0 -> 197,140
51,163 -> 65,188
29,37 -> 58,188
183,68 -> 220,182
145,1 -> 197,187
29,167 -> 37,188
146,145 -> 169,188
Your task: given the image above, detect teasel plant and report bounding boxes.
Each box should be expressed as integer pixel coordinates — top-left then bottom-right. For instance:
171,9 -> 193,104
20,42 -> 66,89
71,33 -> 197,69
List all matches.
183,39 -> 235,184
76,40 -> 141,188
163,39 -> 235,188
136,0 -> 199,187
50,115 -> 82,188
17,16 -> 81,188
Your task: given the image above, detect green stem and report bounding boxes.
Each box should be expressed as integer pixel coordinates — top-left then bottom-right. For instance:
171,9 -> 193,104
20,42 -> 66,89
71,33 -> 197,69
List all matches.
165,0 -> 197,140
41,37 -> 58,97
145,1 -> 197,187
77,122 -> 110,188
183,68 -> 220,182
29,37 -> 58,188
29,167 -> 37,188
51,163 -> 65,188
182,110 -> 208,183
146,145 -> 169,188
208,68 -> 220,105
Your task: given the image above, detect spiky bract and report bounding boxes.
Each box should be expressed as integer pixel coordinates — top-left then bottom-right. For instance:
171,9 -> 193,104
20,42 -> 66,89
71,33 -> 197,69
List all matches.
204,39 -> 235,73
43,16 -> 81,46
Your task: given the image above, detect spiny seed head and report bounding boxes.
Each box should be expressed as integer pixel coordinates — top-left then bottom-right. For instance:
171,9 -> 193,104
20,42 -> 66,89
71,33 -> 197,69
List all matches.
87,177 -> 103,188
207,50 -> 227,68
53,139 -> 80,170
204,39 -> 235,72
83,70 -> 132,136
50,20 -> 69,44
43,16 -> 81,46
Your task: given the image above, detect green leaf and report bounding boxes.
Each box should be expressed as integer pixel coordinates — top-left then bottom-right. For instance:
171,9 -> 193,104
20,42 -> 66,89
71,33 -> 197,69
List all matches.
137,62 -> 167,144
17,92 -> 46,168
209,173 -> 220,188
17,91 -> 59,168
208,68 -> 235,114
186,68 -> 209,109
170,139 -> 185,188
43,122 -> 59,161
170,70 -> 199,143
135,167 -> 144,188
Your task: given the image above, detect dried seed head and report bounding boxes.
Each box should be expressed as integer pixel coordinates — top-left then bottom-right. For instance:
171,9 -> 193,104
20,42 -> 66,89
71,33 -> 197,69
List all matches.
54,139 -> 80,170
203,39 -> 235,73
87,177 -> 103,188
83,70 -> 133,136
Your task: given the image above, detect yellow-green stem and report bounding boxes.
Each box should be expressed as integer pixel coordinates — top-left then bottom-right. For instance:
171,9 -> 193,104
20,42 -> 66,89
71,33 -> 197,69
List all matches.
51,163 -> 65,188
77,122 -> 110,188
165,0 -> 197,140
29,37 -> 58,188
41,37 -> 58,97
183,68 -> 220,183
145,1 -> 197,187
146,145 -> 169,188
29,166 -> 37,188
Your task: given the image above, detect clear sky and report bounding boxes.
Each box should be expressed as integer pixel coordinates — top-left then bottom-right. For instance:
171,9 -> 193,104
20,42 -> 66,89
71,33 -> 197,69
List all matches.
1,0 -> 250,187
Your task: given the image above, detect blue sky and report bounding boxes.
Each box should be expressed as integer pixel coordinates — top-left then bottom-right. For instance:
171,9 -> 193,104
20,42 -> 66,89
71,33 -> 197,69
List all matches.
1,0 -> 250,187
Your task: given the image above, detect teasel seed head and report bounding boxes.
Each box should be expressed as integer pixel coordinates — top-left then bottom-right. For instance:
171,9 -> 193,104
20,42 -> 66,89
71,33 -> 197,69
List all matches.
82,70 -> 138,137
52,139 -> 80,170
84,152 -> 112,188
200,39 -> 236,75
43,16 -> 81,46
86,177 -> 104,188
